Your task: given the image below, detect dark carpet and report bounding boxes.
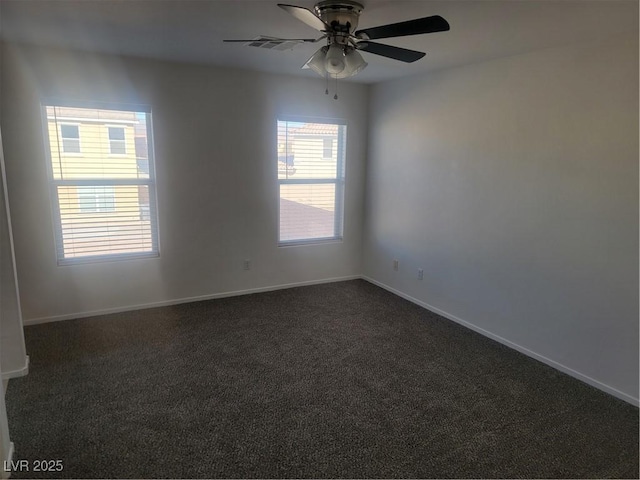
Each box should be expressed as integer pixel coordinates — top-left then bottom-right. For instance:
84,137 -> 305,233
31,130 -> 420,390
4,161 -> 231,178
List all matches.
6,280 -> 639,478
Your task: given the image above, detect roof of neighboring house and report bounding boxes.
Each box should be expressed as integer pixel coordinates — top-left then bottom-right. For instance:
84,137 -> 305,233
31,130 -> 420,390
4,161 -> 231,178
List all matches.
277,123 -> 339,147
290,123 -> 339,136
46,106 -> 138,122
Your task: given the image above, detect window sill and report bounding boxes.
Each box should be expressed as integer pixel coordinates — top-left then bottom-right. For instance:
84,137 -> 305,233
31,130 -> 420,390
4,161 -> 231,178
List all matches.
278,237 -> 343,248
57,250 -> 159,266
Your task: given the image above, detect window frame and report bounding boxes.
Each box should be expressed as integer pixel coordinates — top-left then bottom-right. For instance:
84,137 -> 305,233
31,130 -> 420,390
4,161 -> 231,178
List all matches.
42,100 -> 161,265
59,123 -> 81,154
107,126 -> 127,155
276,116 -> 347,247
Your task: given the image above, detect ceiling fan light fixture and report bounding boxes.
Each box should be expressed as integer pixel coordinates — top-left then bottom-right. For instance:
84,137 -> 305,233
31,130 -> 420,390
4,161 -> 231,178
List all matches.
305,46 -> 329,76
305,44 -> 367,79
324,43 -> 346,75
338,47 -> 367,78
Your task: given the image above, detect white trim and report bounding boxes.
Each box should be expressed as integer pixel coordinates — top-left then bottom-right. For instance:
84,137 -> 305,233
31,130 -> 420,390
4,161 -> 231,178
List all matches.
277,115 -> 347,126
0,129 -> 28,387
1,356 -> 29,381
2,442 -> 14,479
278,237 -> 343,248
23,275 -> 361,326
47,116 -> 138,125
361,276 -> 640,407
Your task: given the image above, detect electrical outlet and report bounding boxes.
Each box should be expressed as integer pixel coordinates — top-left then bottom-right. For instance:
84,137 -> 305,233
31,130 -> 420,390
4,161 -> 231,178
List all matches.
418,269 -> 424,280
393,259 -> 399,271
243,259 -> 251,270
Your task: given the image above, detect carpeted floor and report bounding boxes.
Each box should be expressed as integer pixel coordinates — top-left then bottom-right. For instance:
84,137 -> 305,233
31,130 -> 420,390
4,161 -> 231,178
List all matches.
5,279 -> 639,478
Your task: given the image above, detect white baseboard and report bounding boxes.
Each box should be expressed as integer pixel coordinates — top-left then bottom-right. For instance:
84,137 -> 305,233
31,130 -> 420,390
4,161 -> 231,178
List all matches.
2,442 -> 14,479
362,276 -> 640,407
23,276 -> 362,326
1,356 -> 28,381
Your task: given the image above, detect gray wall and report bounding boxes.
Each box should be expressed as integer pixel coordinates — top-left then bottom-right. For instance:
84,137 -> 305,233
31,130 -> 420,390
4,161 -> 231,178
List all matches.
1,43 -> 368,322
363,33 -> 639,403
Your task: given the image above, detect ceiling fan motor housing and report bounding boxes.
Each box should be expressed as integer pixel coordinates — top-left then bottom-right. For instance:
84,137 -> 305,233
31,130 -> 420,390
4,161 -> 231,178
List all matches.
314,0 -> 364,38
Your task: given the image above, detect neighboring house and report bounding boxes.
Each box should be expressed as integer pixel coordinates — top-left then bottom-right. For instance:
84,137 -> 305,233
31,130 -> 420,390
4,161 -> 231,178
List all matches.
277,123 -> 339,179
45,106 -> 150,258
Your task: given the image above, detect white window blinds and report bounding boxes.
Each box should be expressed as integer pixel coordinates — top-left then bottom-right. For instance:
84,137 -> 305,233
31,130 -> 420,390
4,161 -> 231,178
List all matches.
277,119 -> 346,245
44,104 -> 159,264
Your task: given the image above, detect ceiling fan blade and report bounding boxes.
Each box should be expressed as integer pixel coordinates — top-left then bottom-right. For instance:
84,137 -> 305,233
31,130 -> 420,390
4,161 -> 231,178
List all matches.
355,15 -> 450,40
357,41 -> 425,63
301,51 -> 315,68
223,38 -> 319,43
278,4 -> 330,32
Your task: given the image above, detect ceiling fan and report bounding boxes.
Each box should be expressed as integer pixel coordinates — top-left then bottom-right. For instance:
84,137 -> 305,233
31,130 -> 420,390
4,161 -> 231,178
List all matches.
223,1 -> 450,80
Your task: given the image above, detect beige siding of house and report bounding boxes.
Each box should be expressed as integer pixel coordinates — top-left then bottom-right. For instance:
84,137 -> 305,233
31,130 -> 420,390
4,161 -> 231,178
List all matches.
47,120 -> 138,179
279,135 -> 339,212
47,120 -> 140,219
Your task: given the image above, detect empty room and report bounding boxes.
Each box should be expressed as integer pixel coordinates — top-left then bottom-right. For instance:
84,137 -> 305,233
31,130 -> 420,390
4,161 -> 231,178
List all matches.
0,0 -> 638,478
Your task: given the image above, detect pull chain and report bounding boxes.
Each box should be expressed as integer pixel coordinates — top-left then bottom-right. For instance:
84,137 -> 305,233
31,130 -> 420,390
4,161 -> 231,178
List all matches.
334,75 -> 338,100
325,72 -> 329,95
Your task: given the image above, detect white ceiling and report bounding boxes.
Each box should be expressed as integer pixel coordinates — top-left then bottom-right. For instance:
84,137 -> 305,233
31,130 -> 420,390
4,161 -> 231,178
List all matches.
0,0 -> 637,84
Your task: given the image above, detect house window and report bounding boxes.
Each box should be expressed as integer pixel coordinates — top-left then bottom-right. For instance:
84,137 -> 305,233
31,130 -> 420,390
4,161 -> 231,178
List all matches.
77,186 -> 116,213
323,138 -> 333,158
60,124 -> 80,153
108,126 -> 126,154
277,119 -> 346,245
44,104 -> 159,264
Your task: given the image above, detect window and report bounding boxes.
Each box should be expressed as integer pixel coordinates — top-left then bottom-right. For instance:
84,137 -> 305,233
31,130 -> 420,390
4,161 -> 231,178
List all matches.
77,186 -> 116,213
44,104 -> 159,264
108,126 -> 126,154
60,124 -> 80,153
277,119 -> 346,245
